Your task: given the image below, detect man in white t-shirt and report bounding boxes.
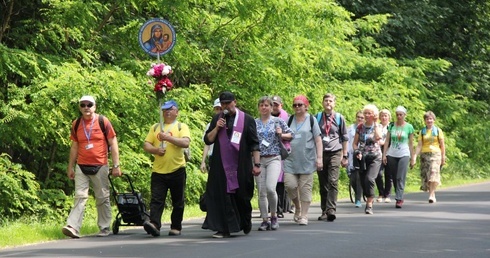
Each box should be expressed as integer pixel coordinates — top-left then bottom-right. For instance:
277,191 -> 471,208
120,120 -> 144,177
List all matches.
200,98 -> 223,172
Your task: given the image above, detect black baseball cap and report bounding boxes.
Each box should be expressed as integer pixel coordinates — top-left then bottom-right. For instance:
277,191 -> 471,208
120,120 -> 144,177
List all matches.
219,91 -> 235,103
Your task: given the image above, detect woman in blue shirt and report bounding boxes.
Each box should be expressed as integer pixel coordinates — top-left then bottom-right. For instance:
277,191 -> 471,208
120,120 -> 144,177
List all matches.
255,96 -> 293,231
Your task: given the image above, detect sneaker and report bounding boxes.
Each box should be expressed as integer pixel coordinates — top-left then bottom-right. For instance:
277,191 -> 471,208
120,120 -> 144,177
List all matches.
96,228 -> 110,237
429,198 -> 437,203
384,197 -> 392,203
168,229 -> 181,236
395,200 -> 404,208
355,200 -> 362,208
326,209 -> 336,222
258,221 -> 271,231
270,216 -> 279,230
143,221 -> 160,237
298,217 -> 308,226
62,225 -> 80,239
317,212 -> 328,221
376,196 -> 383,202
365,206 -> 373,215
277,212 -> 284,218
212,231 -> 230,238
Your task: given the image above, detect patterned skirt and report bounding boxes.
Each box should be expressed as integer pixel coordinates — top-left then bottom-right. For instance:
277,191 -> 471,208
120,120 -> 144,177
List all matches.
420,152 -> 442,191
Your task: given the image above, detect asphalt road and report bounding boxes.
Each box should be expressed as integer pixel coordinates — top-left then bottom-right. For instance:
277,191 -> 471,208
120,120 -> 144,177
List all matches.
1,182 -> 489,258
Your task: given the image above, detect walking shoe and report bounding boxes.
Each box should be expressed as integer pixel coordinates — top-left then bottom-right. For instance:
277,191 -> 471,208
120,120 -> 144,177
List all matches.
62,225 -> 80,239
429,198 -> 436,203
326,209 -> 336,222
384,197 -> 392,203
376,196 -> 383,202
365,206 -> 373,215
317,212 -> 328,221
258,221 -> 271,231
212,231 -> 230,238
96,228 -> 110,237
168,229 -> 181,236
143,221 -> 160,237
298,217 -> 308,225
293,215 -> 301,223
277,212 -> 284,218
243,221 -> 252,235
270,216 -> 279,230
395,200 -> 404,208
355,200 -> 362,208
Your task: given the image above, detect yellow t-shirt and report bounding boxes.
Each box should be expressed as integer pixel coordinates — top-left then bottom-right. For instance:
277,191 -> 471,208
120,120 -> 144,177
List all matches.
145,122 -> 191,174
418,128 -> 444,153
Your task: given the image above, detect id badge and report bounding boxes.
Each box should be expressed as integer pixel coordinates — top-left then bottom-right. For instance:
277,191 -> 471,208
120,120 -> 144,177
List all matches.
85,143 -> 94,150
231,131 -> 242,144
323,136 -> 330,143
261,139 -> 270,147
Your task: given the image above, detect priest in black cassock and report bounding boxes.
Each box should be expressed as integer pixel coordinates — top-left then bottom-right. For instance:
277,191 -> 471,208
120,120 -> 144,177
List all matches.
201,91 -> 261,238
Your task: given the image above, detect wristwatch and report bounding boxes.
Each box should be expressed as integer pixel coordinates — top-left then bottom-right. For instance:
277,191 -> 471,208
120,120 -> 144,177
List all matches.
254,163 -> 261,168
113,164 -> 120,169
343,155 -> 348,159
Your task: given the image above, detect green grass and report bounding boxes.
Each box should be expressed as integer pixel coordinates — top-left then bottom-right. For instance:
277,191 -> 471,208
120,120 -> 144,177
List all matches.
1,176 -> 488,249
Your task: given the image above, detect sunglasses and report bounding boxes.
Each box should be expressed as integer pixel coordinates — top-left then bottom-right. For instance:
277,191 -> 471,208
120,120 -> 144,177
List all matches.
292,103 -> 304,108
80,103 -> 94,108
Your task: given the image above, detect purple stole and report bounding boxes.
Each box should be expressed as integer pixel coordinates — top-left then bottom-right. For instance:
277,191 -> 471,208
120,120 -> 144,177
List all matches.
218,109 -> 245,193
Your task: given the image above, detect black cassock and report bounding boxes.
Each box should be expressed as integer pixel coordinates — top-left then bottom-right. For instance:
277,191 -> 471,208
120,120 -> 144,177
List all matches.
202,111 -> 259,233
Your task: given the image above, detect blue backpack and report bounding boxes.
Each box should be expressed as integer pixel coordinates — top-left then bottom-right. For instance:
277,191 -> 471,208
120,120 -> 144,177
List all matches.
315,112 -> 341,130
420,126 -> 439,143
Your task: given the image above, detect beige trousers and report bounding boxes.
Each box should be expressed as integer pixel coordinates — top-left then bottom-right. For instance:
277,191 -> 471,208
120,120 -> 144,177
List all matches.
66,165 -> 111,232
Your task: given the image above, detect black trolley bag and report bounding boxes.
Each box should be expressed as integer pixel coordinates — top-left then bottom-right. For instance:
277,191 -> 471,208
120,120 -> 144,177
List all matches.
108,173 -> 149,234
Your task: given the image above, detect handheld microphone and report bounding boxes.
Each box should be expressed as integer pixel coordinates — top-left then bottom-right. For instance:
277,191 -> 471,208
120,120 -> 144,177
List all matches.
221,110 -> 229,129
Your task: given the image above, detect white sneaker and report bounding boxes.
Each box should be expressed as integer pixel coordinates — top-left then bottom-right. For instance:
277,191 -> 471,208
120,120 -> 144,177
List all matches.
298,217 -> 308,226
384,197 -> 392,203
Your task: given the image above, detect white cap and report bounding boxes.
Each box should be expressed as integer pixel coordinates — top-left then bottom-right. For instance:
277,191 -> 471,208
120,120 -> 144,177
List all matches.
213,98 -> 221,108
79,95 -> 96,104
395,106 -> 407,114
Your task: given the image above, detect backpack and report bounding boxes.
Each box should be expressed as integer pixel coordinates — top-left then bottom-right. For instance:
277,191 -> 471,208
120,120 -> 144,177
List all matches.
73,115 -> 110,152
287,114 -> 315,132
153,122 -> 191,162
315,112 -> 341,131
420,126 -> 439,144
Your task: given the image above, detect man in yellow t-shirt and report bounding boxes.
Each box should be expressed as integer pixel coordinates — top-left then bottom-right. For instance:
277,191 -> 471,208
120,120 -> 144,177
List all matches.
143,100 -> 191,237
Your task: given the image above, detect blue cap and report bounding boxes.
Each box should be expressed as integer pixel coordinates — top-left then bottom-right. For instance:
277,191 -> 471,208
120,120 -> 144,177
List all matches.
161,100 -> 178,110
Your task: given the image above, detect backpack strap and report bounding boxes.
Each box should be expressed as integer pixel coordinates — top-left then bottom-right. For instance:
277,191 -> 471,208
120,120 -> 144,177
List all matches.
98,115 -> 107,143
421,126 -> 439,144
287,115 -> 294,127
316,112 -> 322,123
309,115 -> 314,133
73,117 -> 82,141
155,122 -> 182,131
287,115 -> 315,133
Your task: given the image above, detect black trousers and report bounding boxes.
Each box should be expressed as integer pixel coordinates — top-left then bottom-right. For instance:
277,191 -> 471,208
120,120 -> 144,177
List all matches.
149,167 -> 186,230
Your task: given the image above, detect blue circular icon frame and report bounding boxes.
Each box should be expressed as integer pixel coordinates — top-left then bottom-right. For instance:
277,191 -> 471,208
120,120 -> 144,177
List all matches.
138,18 -> 176,57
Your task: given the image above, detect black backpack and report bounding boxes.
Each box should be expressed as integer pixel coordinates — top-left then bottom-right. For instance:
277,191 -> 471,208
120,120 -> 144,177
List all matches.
72,115 -> 110,152
287,114 -> 315,133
